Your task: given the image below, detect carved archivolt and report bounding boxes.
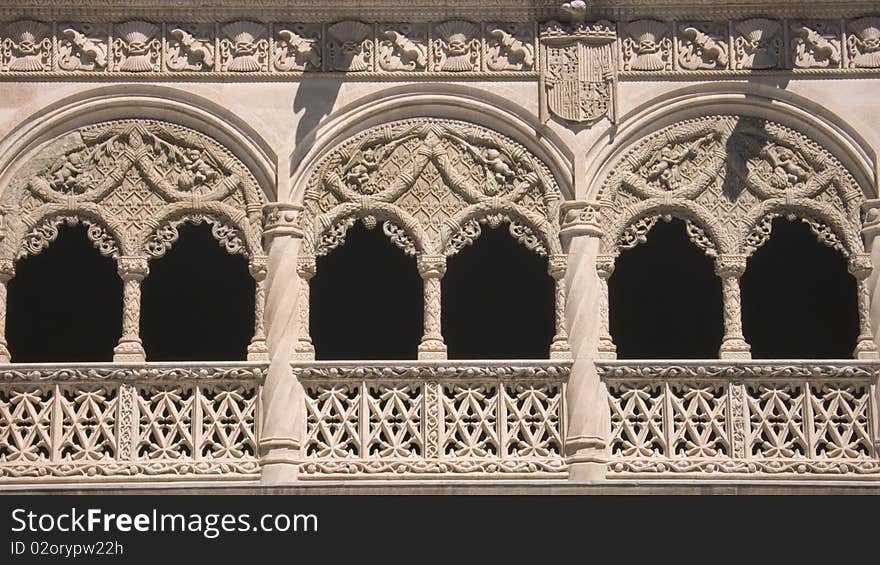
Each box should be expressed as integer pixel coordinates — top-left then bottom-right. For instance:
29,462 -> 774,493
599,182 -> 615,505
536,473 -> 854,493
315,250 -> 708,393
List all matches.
598,115 -> 866,261
2,119 -> 265,261
302,118 -> 562,259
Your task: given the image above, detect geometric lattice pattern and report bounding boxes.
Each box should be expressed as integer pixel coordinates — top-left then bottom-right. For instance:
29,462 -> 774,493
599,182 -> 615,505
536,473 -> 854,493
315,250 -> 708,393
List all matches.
0,366 -> 264,481
603,363 -> 879,476
300,365 -> 566,477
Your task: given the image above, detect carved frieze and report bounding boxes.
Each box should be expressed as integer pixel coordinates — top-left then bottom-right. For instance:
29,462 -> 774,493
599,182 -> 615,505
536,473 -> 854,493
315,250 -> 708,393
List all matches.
377,23 -> 427,72
847,17 -> 880,68
485,22 -> 534,71
111,20 -> 160,72
219,21 -> 268,72
621,20 -> 672,71
733,18 -> 783,70
791,20 -> 841,69
326,20 -> 373,72
431,20 -> 480,72
272,23 -> 321,72
56,23 -> 107,71
165,23 -> 214,71
676,22 -> 729,70
1,20 -> 51,72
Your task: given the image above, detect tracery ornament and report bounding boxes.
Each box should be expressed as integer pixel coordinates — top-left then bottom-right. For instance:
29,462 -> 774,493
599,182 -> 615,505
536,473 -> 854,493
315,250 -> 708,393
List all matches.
301,118 -> 564,359
1,119 -> 267,362
597,115 -> 875,359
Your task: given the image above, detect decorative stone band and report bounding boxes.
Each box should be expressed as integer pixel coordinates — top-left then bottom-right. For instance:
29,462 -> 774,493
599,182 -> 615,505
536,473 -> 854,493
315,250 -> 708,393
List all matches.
0,17 -> 878,78
598,360 -> 880,478
263,203 -> 304,241
294,361 -> 570,478
0,362 -> 266,482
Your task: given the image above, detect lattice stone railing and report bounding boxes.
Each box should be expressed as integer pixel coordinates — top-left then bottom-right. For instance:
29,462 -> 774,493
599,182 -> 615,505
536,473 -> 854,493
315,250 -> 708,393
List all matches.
0,362 -> 265,483
295,361 -> 570,478
599,361 -> 880,478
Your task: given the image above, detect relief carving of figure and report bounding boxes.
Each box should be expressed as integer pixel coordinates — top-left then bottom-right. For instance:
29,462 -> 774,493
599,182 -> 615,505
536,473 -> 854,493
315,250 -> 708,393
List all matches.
486,24 -> 534,71
734,19 -> 782,69
792,22 -> 841,68
432,21 -> 480,72
377,25 -> 427,71
327,21 -> 373,72
677,24 -> 728,70
112,21 -> 160,72
58,25 -> 108,71
847,17 -> 880,68
2,20 -> 51,72
644,134 -> 716,189
220,22 -> 269,72
273,25 -> 321,72
166,25 -> 215,71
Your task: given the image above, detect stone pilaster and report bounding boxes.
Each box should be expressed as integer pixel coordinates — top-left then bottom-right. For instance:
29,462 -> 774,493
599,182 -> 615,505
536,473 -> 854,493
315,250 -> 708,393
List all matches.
849,252 -> 878,359
560,200 -> 609,481
861,200 -> 880,355
417,254 -> 447,360
113,256 -> 148,363
715,254 -> 751,360
548,253 -> 571,359
0,259 -> 14,363
293,256 -> 315,360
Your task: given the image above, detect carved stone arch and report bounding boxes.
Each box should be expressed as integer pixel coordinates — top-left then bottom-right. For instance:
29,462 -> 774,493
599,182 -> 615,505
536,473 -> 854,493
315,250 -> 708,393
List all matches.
311,201 -> 429,258
604,200 -> 726,257
141,202 -> 259,259
740,202 -> 860,259
441,200 -> 560,257
17,206 -> 124,259
302,117 -> 563,260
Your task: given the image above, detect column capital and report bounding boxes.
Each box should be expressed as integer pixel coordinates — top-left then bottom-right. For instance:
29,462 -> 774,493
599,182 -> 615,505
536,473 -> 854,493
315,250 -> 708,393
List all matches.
296,255 -> 316,280
861,199 -> 880,242
548,253 -> 567,280
417,254 -> 446,278
263,203 -> 304,241
117,256 -> 149,281
714,254 -> 748,278
249,254 -> 269,281
848,252 -> 873,280
0,258 -> 14,282
560,200 -> 604,245
595,253 -> 616,278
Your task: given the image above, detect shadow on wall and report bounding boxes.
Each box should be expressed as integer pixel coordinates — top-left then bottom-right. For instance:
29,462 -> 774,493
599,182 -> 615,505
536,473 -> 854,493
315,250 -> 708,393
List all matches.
291,79 -> 343,170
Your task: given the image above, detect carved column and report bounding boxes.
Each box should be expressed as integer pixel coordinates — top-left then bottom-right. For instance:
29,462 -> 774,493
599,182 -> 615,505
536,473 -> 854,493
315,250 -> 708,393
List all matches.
293,256 -> 315,360
559,201 -> 609,481
849,253 -> 879,359
113,256 -> 148,363
594,254 -> 617,360
0,259 -> 14,363
548,254 -> 571,359
417,255 -> 447,360
260,202 -> 306,483
715,254 -> 751,359
247,254 -> 269,361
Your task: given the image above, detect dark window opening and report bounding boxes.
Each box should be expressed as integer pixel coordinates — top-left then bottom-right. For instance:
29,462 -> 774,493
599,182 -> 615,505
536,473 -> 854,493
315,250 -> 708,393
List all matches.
609,218 -> 722,359
8,223 -> 122,362
141,222 -> 254,361
741,217 -> 857,358
443,224 -> 554,359
311,222 -> 421,360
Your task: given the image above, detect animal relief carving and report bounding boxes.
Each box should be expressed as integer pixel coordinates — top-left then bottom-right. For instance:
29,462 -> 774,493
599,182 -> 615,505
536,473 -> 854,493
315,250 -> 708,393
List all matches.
272,24 -> 321,72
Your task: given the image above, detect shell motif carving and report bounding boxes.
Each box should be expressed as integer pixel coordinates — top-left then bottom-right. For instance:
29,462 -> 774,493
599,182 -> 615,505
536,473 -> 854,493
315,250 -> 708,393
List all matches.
219,21 -> 269,72
112,21 -> 161,72
326,21 -> 373,72
2,20 -> 52,72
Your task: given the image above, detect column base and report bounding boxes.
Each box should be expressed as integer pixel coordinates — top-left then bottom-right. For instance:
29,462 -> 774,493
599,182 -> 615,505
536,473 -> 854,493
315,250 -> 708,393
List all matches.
855,338 -> 879,360
247,340 -> 269,361
565,437 -> 607,481
550,338 -> 571,359
113,340 -> 145,363
720,338 -> 751,360
418,339 -> 447,360
260,440 -> 301,484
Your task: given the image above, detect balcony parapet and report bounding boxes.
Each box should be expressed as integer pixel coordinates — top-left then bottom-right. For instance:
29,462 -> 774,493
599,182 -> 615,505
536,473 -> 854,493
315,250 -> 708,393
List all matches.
0,362 -> 267,483
293,360 -> 571,479
598,360 -> 880,479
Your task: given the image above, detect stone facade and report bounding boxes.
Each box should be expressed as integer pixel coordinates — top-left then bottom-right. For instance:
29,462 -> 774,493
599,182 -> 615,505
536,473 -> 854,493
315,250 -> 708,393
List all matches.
1,0 -> 880,486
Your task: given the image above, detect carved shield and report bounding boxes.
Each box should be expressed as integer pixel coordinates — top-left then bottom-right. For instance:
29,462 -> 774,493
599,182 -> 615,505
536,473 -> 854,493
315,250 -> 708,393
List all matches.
544,40 -> 614,123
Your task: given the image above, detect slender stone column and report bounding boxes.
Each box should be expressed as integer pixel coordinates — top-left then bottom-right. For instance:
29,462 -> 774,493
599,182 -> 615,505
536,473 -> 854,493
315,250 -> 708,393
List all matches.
594,254 -> 617,360
293,257 -> 315,360
247,254 -> 269,361
113,256 -> 148,363
260,203 -> 306,483
715,254 -> 751,359
0,259 -> 14,363
849,253 -> 879,359
417,254 -> 447,360
559,201 -> 609,481
548,253 -> 571,359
